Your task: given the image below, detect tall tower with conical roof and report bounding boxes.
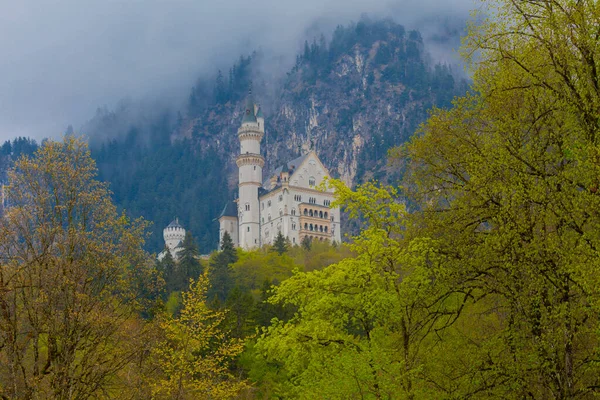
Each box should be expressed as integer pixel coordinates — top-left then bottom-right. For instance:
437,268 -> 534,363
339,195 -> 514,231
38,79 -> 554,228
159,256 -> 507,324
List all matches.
236,90 -> 264,249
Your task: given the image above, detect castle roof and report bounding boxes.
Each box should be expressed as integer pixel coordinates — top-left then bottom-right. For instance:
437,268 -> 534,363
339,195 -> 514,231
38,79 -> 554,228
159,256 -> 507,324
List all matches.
263,153 -> 309,188
218,201 -> 238,219
167,218 -> 183,229
241,93 -> 257,124
256,107 -> 264,119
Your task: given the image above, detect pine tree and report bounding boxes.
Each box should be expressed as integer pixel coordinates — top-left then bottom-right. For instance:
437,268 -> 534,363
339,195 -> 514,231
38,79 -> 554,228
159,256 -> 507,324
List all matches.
301,235 -> 312,251
178,231 -> 202,283
160,249 -> 181,294
224,286 -> 255,339
208,232 -> 238,302
271,231 -> 288,255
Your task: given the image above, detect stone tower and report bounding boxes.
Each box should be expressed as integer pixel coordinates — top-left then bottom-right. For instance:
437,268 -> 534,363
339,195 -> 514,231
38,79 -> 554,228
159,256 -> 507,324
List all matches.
236,91 -> 264,249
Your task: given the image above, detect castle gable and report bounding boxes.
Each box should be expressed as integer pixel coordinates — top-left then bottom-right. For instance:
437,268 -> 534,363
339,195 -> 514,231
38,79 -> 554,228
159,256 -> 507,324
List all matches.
263,151 -> 331,191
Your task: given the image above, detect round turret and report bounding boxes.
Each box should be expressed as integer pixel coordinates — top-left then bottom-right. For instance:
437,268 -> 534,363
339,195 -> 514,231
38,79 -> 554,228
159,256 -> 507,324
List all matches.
163,218 -> 186,251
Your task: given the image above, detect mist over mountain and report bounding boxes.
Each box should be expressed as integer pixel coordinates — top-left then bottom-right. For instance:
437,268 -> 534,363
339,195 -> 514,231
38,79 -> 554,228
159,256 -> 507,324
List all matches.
0,0 -> 475,142
84,17 -> 469,253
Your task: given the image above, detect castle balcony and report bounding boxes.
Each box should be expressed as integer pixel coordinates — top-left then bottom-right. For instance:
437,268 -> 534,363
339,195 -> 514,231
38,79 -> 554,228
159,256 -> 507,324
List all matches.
236,153 -> 265,168
237,124 -> 264,139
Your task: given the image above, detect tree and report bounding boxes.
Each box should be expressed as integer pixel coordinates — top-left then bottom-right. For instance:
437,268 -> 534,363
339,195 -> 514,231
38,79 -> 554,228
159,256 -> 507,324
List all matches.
177,231 -> 203,283
301,235 -> 311,251
397,0 -> 600,396
271,231 -> 288,255
148,277 -> 248,399
0,136 -> 153,398
224,286 -> 255,339
207,232 -> 238,302
159,248 -> 182,295
256,181 -> 454,398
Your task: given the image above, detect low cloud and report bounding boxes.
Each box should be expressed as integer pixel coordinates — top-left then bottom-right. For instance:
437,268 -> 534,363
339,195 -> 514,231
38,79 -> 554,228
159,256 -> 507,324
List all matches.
0,0 -> 476,142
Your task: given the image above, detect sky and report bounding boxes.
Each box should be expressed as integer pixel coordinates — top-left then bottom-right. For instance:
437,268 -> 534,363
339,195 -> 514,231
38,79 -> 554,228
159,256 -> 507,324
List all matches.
0,0 -> 476,143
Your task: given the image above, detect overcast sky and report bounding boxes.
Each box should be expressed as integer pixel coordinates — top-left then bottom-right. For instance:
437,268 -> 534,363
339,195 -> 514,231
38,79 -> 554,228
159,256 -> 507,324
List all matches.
0,0 -> 476,143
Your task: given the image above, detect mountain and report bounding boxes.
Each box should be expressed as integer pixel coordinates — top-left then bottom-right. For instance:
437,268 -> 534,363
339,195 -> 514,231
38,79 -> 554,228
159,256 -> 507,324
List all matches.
84,17 -> 469,253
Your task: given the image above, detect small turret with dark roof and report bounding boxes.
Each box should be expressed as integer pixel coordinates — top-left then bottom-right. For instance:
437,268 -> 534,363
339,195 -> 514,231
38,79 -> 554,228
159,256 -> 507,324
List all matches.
241,89 -> 257,124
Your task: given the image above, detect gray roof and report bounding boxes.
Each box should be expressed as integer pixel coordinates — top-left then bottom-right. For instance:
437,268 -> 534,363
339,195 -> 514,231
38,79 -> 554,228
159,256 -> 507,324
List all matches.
167,218 -> 183,229
218,201 -> 238,219
256,107 -> 264,118
263,153 -> 309,188
241,95 -> 257,124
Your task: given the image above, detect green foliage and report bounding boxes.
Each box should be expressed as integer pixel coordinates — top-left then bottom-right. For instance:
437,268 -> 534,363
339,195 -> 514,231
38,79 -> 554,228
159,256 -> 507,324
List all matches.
255,181 -> 458,398
207,232 -> 238,302
270,231 -> 288,255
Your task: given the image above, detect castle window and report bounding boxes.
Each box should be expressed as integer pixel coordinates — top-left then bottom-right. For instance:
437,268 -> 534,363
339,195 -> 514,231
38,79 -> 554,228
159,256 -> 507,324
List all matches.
324,200 -> 331,206
247,227 -> 250,232
319,225 -> 323,232
309,224 -> 313,231
309,210 -> 313,217
268,200 -> 271,207
303,209 -> 308,216
262,202 -> 264,210
304,223 -> 308,230
324,226 -> 328,233
245,203 -> 250,211
292,209 -> 296,216
309,176 -> 316,186
331,216 -> 334,222
319,211 -> 323,218
292,223 -> 296,230
324,212 -> 328,219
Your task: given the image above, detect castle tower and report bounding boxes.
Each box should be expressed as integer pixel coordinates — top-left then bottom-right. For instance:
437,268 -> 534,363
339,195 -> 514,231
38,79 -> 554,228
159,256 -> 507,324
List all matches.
236,92 -> 264,249
163,218 -> 186,252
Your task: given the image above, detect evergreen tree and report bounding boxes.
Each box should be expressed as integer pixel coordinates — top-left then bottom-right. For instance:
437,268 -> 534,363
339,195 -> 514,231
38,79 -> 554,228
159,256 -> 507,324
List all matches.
301,235 -> 311,251
160,249 -> 182,295
208,232 -> 237,302
178,231 -> 202,283
271,231 -> 288,255
224,286 -> 255,339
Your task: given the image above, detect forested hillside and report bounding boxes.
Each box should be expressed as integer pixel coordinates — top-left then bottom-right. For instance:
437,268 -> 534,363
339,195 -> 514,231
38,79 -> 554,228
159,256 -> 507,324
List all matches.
87,17 -> 468,253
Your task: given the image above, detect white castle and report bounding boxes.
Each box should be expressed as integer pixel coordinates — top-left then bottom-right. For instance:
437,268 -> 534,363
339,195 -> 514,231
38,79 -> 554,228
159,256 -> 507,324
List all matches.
218,93 -> 341,249
158,218 -> 185,261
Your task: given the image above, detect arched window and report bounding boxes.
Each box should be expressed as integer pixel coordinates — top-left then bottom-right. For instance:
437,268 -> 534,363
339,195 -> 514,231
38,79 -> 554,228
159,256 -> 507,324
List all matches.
304,209 -> 308,216
309,176 -> 316,186
309,210 -> 313,217
319,225 -> 323,232
304,223 -> 308,230
324,212 -> 328,219
324,226 -> 328,233
267,200 -> 271,207
292,209 -> 296,216
245,203 -> 250,211
310,224 -> 313,231
319,211 -> 323,218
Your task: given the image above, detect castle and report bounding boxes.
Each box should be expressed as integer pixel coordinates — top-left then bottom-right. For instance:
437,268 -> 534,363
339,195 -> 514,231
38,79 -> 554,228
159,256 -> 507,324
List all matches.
158,218 -> 185,261
217,93 -> 341,250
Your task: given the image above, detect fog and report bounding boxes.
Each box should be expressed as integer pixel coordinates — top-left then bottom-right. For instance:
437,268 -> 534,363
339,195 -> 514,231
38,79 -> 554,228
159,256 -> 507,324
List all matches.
0,0 -> 476,143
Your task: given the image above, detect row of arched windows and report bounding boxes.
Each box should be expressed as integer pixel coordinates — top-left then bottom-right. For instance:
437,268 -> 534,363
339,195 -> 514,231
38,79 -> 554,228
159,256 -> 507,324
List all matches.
303,208 -> 329,219
303,223 -> 328,233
